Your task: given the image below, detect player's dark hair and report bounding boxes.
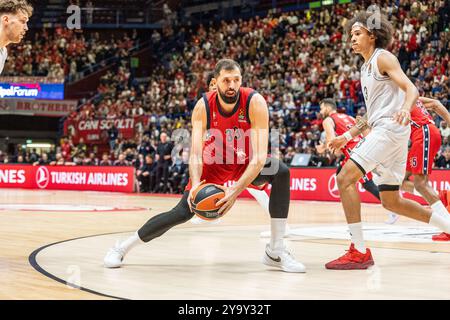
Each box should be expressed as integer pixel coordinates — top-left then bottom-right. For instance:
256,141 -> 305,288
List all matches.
206,72 -> 215,86
0,0 -> 33,16
320,98 -> 337,110
345,11 -> 393,49
213,59 -> 242,78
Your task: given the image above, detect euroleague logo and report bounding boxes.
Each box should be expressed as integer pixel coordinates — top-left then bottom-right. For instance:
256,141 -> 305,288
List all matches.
328,173 -> 340,198
36,166 -> 50,189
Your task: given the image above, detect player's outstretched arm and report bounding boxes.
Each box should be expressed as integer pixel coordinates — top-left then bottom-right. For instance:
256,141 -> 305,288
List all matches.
217,93 -> 269,215
420,96 -> 450,125
378,52 -> 419,126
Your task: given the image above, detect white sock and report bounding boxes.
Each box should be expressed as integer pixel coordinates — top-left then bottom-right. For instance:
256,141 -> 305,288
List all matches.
270,218 -> 287,253
247,188 -> 270,214
348,223 -> 366,253
429,202 -> 450,233
119,231 -> 144,254
431,201 -> 449,216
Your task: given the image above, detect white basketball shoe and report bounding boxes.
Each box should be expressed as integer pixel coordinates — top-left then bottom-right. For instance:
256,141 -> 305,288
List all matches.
104,242 -> 126,268
385,213 -> 399,225
262,244 -> 306,273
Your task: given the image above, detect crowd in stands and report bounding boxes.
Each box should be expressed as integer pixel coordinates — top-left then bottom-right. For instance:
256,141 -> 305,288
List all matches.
1,0 -> 449,193
1,27 -> 137,82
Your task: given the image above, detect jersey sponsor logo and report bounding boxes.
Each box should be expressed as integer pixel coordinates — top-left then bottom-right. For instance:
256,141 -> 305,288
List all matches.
36,166 -> 50,189
238,108 -> 246,122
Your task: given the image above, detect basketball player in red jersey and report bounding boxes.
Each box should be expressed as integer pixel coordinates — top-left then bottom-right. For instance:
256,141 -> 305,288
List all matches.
317,99 -> 397,222
0,0 -> 33,74
104,59 -> 306,272
400,97 -> 450,241
192,72 -> 293,238
191,74 -> 269,219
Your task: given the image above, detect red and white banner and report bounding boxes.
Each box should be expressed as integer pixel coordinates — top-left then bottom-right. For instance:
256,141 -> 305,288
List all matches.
0,165 -> 135,193
1,165 -> 449,202
238,168 -> 450,204
0,99 -> 77,117
64,116 -> 147,144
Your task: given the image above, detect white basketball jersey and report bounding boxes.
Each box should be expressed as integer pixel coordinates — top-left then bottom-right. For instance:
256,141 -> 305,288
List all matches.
360,48 -> 405,128
0,47 -> 7,74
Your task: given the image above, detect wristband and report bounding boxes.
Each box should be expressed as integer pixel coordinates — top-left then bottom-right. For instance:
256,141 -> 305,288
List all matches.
343,131 -> 353,141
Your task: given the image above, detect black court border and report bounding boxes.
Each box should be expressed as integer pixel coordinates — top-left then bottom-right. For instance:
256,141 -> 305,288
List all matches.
28,231 -> 135,300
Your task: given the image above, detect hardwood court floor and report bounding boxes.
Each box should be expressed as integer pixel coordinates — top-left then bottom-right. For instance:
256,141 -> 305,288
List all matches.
0,189 -> 449,300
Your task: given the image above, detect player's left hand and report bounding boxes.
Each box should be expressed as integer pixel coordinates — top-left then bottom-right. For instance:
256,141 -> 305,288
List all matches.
393,109 -> 410,126
216,186 -> 240,216
328,135 -> 347,154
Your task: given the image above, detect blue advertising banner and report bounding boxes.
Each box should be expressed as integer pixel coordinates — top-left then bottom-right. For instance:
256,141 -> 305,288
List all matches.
0,82 -> 64,100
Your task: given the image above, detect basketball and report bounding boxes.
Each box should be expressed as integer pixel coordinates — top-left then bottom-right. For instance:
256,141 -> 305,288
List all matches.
190,184 -> 226,220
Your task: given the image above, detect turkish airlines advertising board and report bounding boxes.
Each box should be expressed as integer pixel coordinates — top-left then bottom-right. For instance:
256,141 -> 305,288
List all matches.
0,166 -> 449,202
238,168 -> 450,205
0,165 -> 134,192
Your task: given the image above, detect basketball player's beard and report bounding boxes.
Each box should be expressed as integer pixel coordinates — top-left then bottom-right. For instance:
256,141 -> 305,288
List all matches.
218,88 -> 240,104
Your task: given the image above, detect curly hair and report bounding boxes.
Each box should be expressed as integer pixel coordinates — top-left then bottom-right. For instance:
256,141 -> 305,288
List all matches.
0,0 -> 33,17
345,11 -> 394,49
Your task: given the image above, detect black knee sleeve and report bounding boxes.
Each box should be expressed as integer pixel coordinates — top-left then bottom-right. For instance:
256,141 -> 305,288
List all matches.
252,158 -> 290,219
363,179 -> 381,201
138,192 -> 194,242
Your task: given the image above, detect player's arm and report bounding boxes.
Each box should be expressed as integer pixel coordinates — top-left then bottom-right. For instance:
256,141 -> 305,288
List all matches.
328,114 -> 369,152
188,99 -> 207,207
420,96 -> 450,124
316,117 -> 335,153
378,52 -> 419,126
217,94 -> 269,215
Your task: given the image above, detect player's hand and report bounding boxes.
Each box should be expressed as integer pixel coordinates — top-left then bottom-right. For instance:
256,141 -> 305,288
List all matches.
188,180 -> 206,212
393,109 -> 410,126
316,142 -> 326,154
216,186 -> 240,216
328,135 -> 347,154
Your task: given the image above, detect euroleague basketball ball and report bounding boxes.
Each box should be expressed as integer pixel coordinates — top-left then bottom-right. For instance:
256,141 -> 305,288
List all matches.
190,183 -> 226,220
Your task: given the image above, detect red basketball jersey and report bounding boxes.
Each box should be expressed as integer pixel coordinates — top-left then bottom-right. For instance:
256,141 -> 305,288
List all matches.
410,100 -> 434,131
186,87 -> 257,190
329,113 -> 362,158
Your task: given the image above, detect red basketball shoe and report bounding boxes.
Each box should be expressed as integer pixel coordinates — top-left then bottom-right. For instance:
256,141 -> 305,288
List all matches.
432,232 -> 450,241
325,244 -> 374,270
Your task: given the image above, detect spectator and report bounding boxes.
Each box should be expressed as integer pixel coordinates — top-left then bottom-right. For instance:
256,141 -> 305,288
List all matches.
33,153 -> 50,166
137,154 -> 157,192
99,153 -> 112,166
108,124 -> 119,153
72,137 -> 87,158
169,150 -> 189,194
114,153 -> 130,166
439,121 -> 450,139
154,132 -> 173,193
436,146 -> 450,169
83,152 -> 99,166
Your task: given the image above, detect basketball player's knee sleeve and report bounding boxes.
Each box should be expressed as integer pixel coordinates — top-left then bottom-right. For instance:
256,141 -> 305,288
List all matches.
138,193 -> 194,242
268,160 -> 290,219
363,180 -> 380,200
